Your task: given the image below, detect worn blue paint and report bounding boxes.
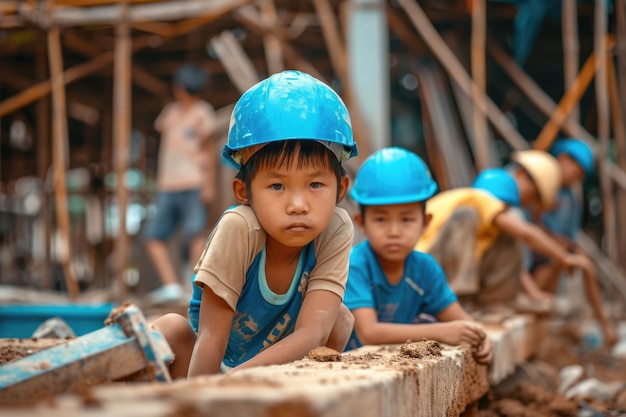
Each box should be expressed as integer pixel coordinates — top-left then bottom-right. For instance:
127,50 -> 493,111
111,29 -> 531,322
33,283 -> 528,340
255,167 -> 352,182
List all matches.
0,303 -> 173,399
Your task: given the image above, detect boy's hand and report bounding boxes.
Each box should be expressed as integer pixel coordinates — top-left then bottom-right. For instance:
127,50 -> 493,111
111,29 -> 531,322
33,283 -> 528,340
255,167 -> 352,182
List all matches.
473,334 -> 493,365
602,322 -> 618,347
561,253 -> 593,275
438,320 -> 486,348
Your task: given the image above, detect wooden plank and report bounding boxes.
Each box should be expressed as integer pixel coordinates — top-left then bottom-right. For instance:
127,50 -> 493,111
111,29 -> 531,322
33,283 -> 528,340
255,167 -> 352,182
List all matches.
259,0 -> 283,75
0,2 -> 235,118
470,0 -> 489,171
606,54 -> 626,269
414,59 -> 475,188
617,0 -> 626,137
113,1 -> 132,302
0,51 -> 114,118
445,32 -> 500,168
35,37 -> 52,290
62,30 -> 169,97
19,0 -> 254,27
1,314 -> 548,416
576,232 -> 626,303
55,0 -> 158,6
312,0 -> 373,161
486,39 -> 596,145
532,35 -> 614,151
47,24 -> 79,300
312,0 -> 347,83
594,0 -> 617,264
562,0 -> 580,125
396,0 -> 528,151
210,30 -> 260,94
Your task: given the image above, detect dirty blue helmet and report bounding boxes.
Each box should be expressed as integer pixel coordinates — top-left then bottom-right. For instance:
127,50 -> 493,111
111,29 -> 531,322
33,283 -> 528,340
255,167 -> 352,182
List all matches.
549,138 -> 595,175
222,70 -> 358,169
351,147 -> 438,205
472,168 -> 520,207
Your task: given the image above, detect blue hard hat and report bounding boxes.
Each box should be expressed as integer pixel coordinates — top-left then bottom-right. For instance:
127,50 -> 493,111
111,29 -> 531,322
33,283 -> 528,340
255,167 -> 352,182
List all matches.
222,70 -> 358,169
472,168 -> 520,207
549,138 -> 595,175
351,147 -> 438,205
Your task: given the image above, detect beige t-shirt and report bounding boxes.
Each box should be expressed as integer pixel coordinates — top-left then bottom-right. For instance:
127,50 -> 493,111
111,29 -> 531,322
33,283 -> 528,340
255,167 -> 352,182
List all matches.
154,100 -> 217,191
193,205 -> 354,311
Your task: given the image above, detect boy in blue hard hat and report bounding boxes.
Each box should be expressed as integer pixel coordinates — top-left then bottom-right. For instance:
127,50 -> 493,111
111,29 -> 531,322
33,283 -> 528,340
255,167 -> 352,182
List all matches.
344,147 -> 493,365
528,138 -> 616,346
417,150 -> 594,309
472,167 -> 560,310
154,70 -> 359,378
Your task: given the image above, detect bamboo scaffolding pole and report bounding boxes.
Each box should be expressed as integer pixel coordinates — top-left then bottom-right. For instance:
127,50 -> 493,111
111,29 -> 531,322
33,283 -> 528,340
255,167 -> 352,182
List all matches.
113,1 -> 131,301
532,35 -> 614,151
259,0 -> 283,75
618,0 -> 626,143
562,0 -> 580,125
471,0 -> 489,171
595,0 -> 618,264
0,51 -> 114,119
62,30 -> 169,98
1,1 -> 248,118
313,0 -> 347,83
487,40 -> 595,145
396,0 -> 528,151
36,36 -> 52,290
577,232 -> 626,303
20,0 -> 254,27
313,0 -> 372,161
606,56 -> 626,267
210,30 -> 260,93
47,23 -> 79,300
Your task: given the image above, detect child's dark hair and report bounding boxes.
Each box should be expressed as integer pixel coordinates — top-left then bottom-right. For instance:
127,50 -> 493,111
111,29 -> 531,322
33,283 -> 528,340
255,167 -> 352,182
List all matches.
358,201 -> 428,218
174,64 -> 208,95
236,140 -> 346,201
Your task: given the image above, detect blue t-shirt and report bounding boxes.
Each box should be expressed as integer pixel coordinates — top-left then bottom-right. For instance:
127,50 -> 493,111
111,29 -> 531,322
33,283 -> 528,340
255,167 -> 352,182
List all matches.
344,241 -> 457,350
187,205 -> 353,369
189,244 -> 313,368
542,187 -> 582,240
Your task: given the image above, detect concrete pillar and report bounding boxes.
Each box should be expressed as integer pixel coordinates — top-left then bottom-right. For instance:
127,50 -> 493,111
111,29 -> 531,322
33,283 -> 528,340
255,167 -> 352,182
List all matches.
348,0 -> 390,152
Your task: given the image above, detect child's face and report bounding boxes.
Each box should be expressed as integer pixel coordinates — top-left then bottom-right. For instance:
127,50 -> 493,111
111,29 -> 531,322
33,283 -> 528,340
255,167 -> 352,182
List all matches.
234,158 -> 348,249
558,154 -> 585,187
513,168 -> 542,210
355,202 -> 430,263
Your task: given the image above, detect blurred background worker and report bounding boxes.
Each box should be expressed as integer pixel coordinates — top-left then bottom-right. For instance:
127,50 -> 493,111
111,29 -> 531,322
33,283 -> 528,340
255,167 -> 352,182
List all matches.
525,139 -> 617,346
142,63 -> 218,305
417,150 -> 592,311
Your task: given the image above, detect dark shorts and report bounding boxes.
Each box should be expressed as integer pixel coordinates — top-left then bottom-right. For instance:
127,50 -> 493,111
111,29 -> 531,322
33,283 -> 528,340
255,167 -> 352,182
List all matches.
143,189 -> 207,242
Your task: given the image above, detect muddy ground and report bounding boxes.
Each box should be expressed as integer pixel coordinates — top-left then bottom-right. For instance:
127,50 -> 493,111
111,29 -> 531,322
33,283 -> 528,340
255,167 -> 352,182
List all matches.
478,320 -> 626,416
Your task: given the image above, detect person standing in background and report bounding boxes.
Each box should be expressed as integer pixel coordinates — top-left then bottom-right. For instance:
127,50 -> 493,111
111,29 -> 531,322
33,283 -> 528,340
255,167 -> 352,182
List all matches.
143,63 -> 218,305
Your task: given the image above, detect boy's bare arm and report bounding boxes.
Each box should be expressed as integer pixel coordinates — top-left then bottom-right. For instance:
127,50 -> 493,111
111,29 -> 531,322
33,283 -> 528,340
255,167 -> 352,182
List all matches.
188,287 -> 235,377
352,305 -> 485,348
495,211 -> 596,274
494,211 -> 569,266
234,290 -> 343,371
200,135 -> 218,204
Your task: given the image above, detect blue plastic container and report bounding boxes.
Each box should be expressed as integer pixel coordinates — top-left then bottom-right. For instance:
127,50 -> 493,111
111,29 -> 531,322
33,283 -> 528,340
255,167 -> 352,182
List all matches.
0,303 -> 116,338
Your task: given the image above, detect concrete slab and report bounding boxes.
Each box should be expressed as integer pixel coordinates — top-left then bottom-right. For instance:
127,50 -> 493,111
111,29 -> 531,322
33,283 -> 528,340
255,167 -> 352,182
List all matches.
1,314 -> 546,416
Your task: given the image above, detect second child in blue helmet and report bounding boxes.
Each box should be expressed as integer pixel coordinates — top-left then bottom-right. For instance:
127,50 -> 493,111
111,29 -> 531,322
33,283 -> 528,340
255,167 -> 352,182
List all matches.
153,70 -> 359,378
344,147 -> 493,365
